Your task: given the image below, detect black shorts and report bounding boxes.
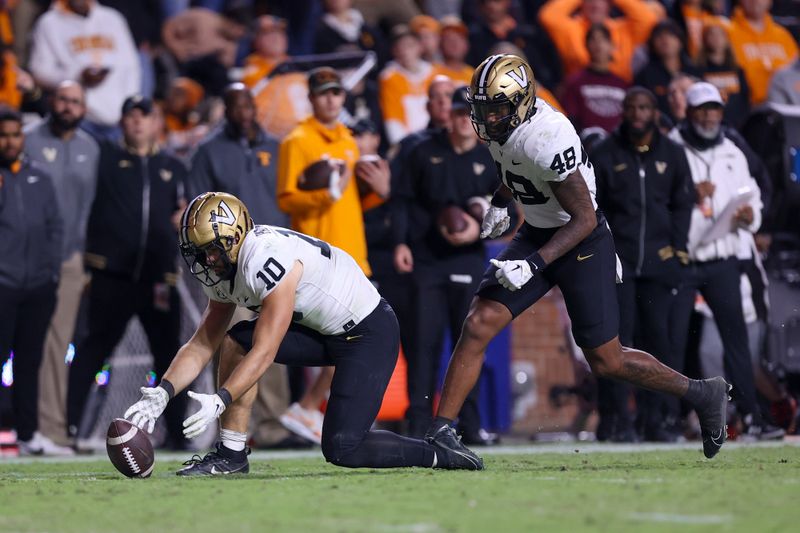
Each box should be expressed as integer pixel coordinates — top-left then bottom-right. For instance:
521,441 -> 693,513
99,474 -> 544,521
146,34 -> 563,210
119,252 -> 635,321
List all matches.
477,213 -> 619,349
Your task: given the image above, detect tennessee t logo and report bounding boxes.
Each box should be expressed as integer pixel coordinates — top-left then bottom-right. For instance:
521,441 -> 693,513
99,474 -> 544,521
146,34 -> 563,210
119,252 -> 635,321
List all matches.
507,67 -> 528,88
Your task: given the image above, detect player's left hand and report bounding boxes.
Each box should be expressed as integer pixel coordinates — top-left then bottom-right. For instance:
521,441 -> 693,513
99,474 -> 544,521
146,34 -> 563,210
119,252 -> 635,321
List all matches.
490,258 -> 534,291
183,391 -> 227,439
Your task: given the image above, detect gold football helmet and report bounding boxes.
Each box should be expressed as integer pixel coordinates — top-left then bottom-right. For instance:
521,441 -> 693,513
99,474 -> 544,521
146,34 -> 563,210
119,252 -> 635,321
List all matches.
467,54 -> 536,143
179,192 -> 254,286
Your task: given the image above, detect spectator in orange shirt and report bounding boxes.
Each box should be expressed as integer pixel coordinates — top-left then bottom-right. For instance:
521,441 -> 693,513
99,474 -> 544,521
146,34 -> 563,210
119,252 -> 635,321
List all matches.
410,15 -> 441,64
697,21 -> 751,129
241,16 -> 289,89
539,0 -> 663,82
379,25 -> 439,145
726,0 -> 798,105
163,77 -> 207,161
436,16 -> 473,87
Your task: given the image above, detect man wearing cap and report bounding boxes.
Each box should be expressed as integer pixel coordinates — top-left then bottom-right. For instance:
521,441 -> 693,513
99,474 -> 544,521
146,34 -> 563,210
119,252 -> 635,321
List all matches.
668,81 -> 773,437
277,67 -> 383,443
67,95 -> 190,450
392,87 -> 503,444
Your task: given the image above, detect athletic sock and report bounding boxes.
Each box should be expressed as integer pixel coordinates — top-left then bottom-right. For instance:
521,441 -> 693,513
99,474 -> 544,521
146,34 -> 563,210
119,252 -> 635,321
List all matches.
220,429 -> 247,454
683,379 -> 706,407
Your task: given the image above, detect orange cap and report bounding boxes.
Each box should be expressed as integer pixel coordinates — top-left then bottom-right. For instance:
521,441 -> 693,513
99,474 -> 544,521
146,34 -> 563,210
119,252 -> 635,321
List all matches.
409,15 -> 441,35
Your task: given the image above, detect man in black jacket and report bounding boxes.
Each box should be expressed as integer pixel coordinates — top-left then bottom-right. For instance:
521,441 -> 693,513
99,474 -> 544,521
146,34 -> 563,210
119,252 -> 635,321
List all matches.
593,87 -> 695,441
67,96 -> 189,450
0,108 -> 64,455
392,88 -> 500,443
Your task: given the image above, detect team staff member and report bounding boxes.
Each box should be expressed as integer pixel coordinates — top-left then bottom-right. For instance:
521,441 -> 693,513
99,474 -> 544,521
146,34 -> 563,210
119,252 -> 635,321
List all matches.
393,88 -> 501,443
189,84 -> 287,228
593,87 -> 694,442
24,81 -> 99,449
0,108 -> 63,455
67,96 -> 189,450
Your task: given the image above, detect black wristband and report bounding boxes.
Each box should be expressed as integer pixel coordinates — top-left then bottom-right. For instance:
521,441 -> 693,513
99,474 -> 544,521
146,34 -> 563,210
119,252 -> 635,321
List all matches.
216,387 -> 233,408
525,252 -> 547,271
158,379 -> 175,399
490,195 -> 513,208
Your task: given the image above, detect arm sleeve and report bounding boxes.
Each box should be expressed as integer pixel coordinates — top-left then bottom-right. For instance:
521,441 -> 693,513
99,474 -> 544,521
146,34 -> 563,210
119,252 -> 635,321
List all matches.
29,21 -> 70,89
276,135 -> 334,215
669,148 -> 695,253
539,0 -> 583,42
615,0 -> 663,45
43,174 -> 64,275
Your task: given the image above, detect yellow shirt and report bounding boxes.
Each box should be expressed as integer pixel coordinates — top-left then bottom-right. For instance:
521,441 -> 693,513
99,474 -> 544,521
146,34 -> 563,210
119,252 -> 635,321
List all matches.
727,8 -> 799,104
277,116 -> 371,275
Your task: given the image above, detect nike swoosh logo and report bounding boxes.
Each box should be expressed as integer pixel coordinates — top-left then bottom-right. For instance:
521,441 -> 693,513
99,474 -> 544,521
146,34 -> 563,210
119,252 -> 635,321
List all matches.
577,253 -> 594,262
345,335 -> 363,341
210,466 -> 230,475
511,160 -> 522,165
709,428 -> 724,446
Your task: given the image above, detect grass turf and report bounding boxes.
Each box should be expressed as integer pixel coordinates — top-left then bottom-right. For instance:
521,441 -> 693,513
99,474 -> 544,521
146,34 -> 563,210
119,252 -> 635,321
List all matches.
1,445 -> 798,532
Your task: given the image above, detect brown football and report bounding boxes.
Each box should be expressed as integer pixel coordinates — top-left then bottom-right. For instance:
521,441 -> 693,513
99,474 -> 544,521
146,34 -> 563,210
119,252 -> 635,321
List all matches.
355,155 -> 382,197
106,418 -> 154,478
298,159 -> 344,191
437,205 -> 468,235
466,196 -> 491,222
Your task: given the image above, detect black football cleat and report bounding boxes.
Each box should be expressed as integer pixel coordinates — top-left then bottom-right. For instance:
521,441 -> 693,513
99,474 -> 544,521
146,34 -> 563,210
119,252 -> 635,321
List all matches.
695,377 -> 732,459
426,425 -> 484,470
176,442 -> 250,476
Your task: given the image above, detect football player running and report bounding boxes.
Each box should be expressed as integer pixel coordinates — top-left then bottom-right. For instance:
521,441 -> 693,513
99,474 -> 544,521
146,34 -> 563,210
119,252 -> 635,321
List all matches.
424,55 -> 732,461
124,192 -> 482,475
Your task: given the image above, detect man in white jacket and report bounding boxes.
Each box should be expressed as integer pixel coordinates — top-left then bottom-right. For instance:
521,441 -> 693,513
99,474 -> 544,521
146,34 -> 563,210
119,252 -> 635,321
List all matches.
668,81 -> 772,436
29,0 -> 140,136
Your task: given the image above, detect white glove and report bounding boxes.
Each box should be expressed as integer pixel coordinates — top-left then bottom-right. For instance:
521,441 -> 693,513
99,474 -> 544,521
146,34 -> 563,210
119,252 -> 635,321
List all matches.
480,206 -> 511,239
183,391 -> 227,439
490,258 -> 535,291
124,386 -> 169,434
328,159 -> 345,200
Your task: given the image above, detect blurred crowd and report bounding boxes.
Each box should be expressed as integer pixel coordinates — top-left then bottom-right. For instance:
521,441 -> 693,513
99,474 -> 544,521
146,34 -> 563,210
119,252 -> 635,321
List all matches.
0,0 -> 799,456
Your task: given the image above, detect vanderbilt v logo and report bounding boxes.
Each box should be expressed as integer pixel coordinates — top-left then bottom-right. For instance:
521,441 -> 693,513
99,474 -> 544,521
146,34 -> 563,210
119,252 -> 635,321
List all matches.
507,66 -> 528,88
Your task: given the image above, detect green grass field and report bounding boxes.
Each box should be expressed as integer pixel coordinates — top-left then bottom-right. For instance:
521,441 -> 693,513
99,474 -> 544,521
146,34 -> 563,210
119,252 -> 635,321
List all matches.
1,443 -> 798,533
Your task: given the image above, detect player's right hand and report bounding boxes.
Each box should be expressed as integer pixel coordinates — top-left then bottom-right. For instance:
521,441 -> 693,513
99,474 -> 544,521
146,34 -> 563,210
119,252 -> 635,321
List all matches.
480,206 -> 511,239
124,386 -> 169,434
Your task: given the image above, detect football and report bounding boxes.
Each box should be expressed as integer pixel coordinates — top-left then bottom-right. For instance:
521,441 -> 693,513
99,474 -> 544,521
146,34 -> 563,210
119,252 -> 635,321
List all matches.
437,205 -> 468,235
355,155 -> 382,197
467,196 -> 491,222
106,418 -> 154,478
298,159 -> 345,191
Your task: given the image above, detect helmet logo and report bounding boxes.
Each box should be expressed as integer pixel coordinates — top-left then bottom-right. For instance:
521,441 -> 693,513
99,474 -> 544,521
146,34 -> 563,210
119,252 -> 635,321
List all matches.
210,200 -> 236,226
507,67 -> 528,89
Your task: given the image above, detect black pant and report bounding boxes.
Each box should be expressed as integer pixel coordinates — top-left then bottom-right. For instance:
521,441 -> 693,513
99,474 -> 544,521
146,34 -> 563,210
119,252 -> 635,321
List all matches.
670,258 -> 761,420
619,270 -> 679,432
0,282 -> 57,441
67,270 -> 187,445
406,257 -> 485,436
229,299 -> 438,468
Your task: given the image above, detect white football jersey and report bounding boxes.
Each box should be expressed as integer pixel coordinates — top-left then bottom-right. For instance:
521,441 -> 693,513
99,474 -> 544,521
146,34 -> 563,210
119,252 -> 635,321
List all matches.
202,225 -> 381,336
488,99 -> 598,228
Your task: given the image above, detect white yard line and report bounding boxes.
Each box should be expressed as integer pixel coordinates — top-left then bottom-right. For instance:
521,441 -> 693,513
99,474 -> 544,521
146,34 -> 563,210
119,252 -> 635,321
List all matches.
1,439 -> 797,466
628,512 -> 732,524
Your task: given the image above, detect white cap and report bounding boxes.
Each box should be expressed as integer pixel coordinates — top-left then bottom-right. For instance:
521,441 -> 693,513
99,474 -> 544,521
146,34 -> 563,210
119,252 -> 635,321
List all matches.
686,82 -> 724,108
